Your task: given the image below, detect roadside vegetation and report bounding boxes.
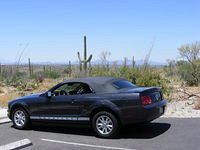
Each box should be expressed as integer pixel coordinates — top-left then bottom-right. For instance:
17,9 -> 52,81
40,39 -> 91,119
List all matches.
0,38 -> 199,110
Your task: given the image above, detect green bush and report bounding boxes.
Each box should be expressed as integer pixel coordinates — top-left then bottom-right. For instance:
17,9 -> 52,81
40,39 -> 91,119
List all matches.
63,68 -> 72,74
176,60 -> 200,86
176,41 -> 200,86
32,70 -> 60,80
15,81 -> 39,91
0,71 -> 40,91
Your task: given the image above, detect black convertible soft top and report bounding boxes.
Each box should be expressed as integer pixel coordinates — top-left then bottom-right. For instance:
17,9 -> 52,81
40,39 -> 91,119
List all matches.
62,76 -> 125,93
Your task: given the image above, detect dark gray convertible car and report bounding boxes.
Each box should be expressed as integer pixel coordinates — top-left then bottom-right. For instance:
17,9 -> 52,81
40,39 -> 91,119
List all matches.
8,76 -> 167,138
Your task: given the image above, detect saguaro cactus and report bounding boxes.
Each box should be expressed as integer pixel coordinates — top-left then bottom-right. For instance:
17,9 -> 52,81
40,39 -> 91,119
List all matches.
79,62 -> 82,71
77,36 -> 92,73
89,61 -> 92,74
0,63 -> 1,74
43,65 -> 46,72
68,60 -> 72,76
132,56 -> 135,68
123,57 -> 127,68
28,58 -> 32,76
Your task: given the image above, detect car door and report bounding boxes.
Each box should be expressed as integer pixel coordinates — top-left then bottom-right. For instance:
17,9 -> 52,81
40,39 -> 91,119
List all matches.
50,82 -> 93,117
49,94 -> 83,116
29,83 -> 77,116
48,82 -> 84,116
30,82 -> 94,120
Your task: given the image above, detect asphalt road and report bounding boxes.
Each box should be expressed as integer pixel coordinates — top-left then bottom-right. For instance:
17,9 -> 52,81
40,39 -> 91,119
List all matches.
0,118 -> 199,150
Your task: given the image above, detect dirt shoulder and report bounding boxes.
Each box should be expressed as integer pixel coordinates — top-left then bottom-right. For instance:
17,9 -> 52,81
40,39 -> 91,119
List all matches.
163,98 -> 200,118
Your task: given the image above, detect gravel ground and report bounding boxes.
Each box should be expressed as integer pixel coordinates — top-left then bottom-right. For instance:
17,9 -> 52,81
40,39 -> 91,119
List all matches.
0,108 -> 7,119
163,99 -> 200,118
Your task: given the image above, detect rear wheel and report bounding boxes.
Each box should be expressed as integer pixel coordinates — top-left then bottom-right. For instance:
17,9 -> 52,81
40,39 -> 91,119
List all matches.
12,108 -> 30,129
92,111 -> 119,138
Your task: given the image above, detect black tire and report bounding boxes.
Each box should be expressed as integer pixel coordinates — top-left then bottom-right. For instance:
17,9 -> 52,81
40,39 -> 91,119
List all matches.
92,111 -> 119,138
12,108 -> 30,130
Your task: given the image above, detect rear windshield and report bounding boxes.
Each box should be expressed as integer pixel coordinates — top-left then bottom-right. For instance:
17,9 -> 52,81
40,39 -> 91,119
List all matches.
112,80 -> 136,89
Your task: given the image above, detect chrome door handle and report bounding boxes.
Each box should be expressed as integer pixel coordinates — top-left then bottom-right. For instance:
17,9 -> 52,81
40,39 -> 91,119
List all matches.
71,99 -> 76,104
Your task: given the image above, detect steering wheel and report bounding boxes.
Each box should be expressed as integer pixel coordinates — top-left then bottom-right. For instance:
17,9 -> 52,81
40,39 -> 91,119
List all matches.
77,87 -> 84,94
59,90 -> 68,95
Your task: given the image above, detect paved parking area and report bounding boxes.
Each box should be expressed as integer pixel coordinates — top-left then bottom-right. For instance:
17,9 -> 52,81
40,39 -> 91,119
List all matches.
0,109 -> 7,118
0,118 -> 200,150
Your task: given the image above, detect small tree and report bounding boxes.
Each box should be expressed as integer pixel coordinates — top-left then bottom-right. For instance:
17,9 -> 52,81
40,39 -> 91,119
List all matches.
178,41 -> 200,62
100,51 -> 111,71
178,41 -> 200,85
64,61 -> 72,76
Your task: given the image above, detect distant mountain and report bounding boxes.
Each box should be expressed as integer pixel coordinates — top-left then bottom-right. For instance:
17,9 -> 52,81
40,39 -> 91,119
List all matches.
88,60 -> 167,66
0,59 -> 167,66
0,59 -> 12,64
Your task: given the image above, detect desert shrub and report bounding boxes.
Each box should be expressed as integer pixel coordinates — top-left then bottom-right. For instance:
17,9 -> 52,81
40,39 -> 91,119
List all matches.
32,70 -> 60,79
118,67 -> 140,84
136,71 -> 171,96
30,74 -> 44,83
0,71 -> 40,91
15,81 -> 39,91
42,70 -> 60,79
14,72 -> 27,78
174,41 -> 200,86
176,60 -> 200,86
0,87 -> 3,94
0,71 -> 28,87
164,59 -> 200,86
0,71 -> 10,80
63,68 -> 72,74
164,60 -> 177,77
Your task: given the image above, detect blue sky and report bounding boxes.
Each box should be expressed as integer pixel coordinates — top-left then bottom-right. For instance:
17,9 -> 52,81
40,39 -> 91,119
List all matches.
0,0 -> 199,64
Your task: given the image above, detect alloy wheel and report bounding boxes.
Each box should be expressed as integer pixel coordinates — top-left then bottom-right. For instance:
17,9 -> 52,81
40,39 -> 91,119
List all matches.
96,115 -> 113,135
14,110 -> 26,127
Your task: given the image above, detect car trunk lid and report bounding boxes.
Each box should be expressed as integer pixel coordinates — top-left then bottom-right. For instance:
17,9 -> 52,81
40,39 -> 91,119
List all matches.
121,87 -> 163,105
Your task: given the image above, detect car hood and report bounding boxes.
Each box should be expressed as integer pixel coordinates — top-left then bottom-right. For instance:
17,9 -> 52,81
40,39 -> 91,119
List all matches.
14,93 -> 43,100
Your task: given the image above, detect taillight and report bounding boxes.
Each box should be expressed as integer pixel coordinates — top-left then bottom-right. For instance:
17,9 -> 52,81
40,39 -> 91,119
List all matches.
141,95 -> 152,105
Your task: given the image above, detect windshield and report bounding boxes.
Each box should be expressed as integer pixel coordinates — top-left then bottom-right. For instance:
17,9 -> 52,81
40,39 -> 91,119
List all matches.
112,80 -> 136,89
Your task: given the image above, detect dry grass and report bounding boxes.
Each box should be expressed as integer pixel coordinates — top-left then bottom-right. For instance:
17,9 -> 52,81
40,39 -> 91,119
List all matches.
0,87 -> 3,94
0,87 -> 3,93
169,84 -> 200,102
0,92 -> 21,108
0,78 -> 62,108
32,78 -> 60,93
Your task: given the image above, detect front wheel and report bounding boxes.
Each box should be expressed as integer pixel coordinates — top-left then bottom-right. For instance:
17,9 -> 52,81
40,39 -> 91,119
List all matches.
92,111 -> 119,138
12,108 -> 30,129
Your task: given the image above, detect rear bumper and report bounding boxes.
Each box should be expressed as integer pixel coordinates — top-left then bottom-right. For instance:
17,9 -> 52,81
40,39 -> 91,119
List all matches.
121,99 -> 167,125
141,99 -> 166,122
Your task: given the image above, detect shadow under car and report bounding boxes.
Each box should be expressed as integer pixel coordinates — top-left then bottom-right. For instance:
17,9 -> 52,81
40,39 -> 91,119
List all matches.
12,121 -> 171,139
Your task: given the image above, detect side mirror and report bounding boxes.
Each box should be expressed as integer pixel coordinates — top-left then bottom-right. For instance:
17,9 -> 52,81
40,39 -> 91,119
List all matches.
47,91 -> 52,98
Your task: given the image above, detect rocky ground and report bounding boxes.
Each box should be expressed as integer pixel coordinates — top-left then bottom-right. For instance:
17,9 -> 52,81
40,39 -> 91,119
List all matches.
163,98 -> 200,118
0,108 -> 8,119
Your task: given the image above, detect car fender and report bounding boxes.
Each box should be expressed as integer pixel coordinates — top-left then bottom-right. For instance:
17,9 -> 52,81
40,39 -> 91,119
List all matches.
88,99 -> 123,121
10,100 -> 30,115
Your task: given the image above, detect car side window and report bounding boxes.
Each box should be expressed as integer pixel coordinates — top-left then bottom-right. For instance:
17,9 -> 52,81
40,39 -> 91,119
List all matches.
52,82 -> 93,96
75,83 -> 93,95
